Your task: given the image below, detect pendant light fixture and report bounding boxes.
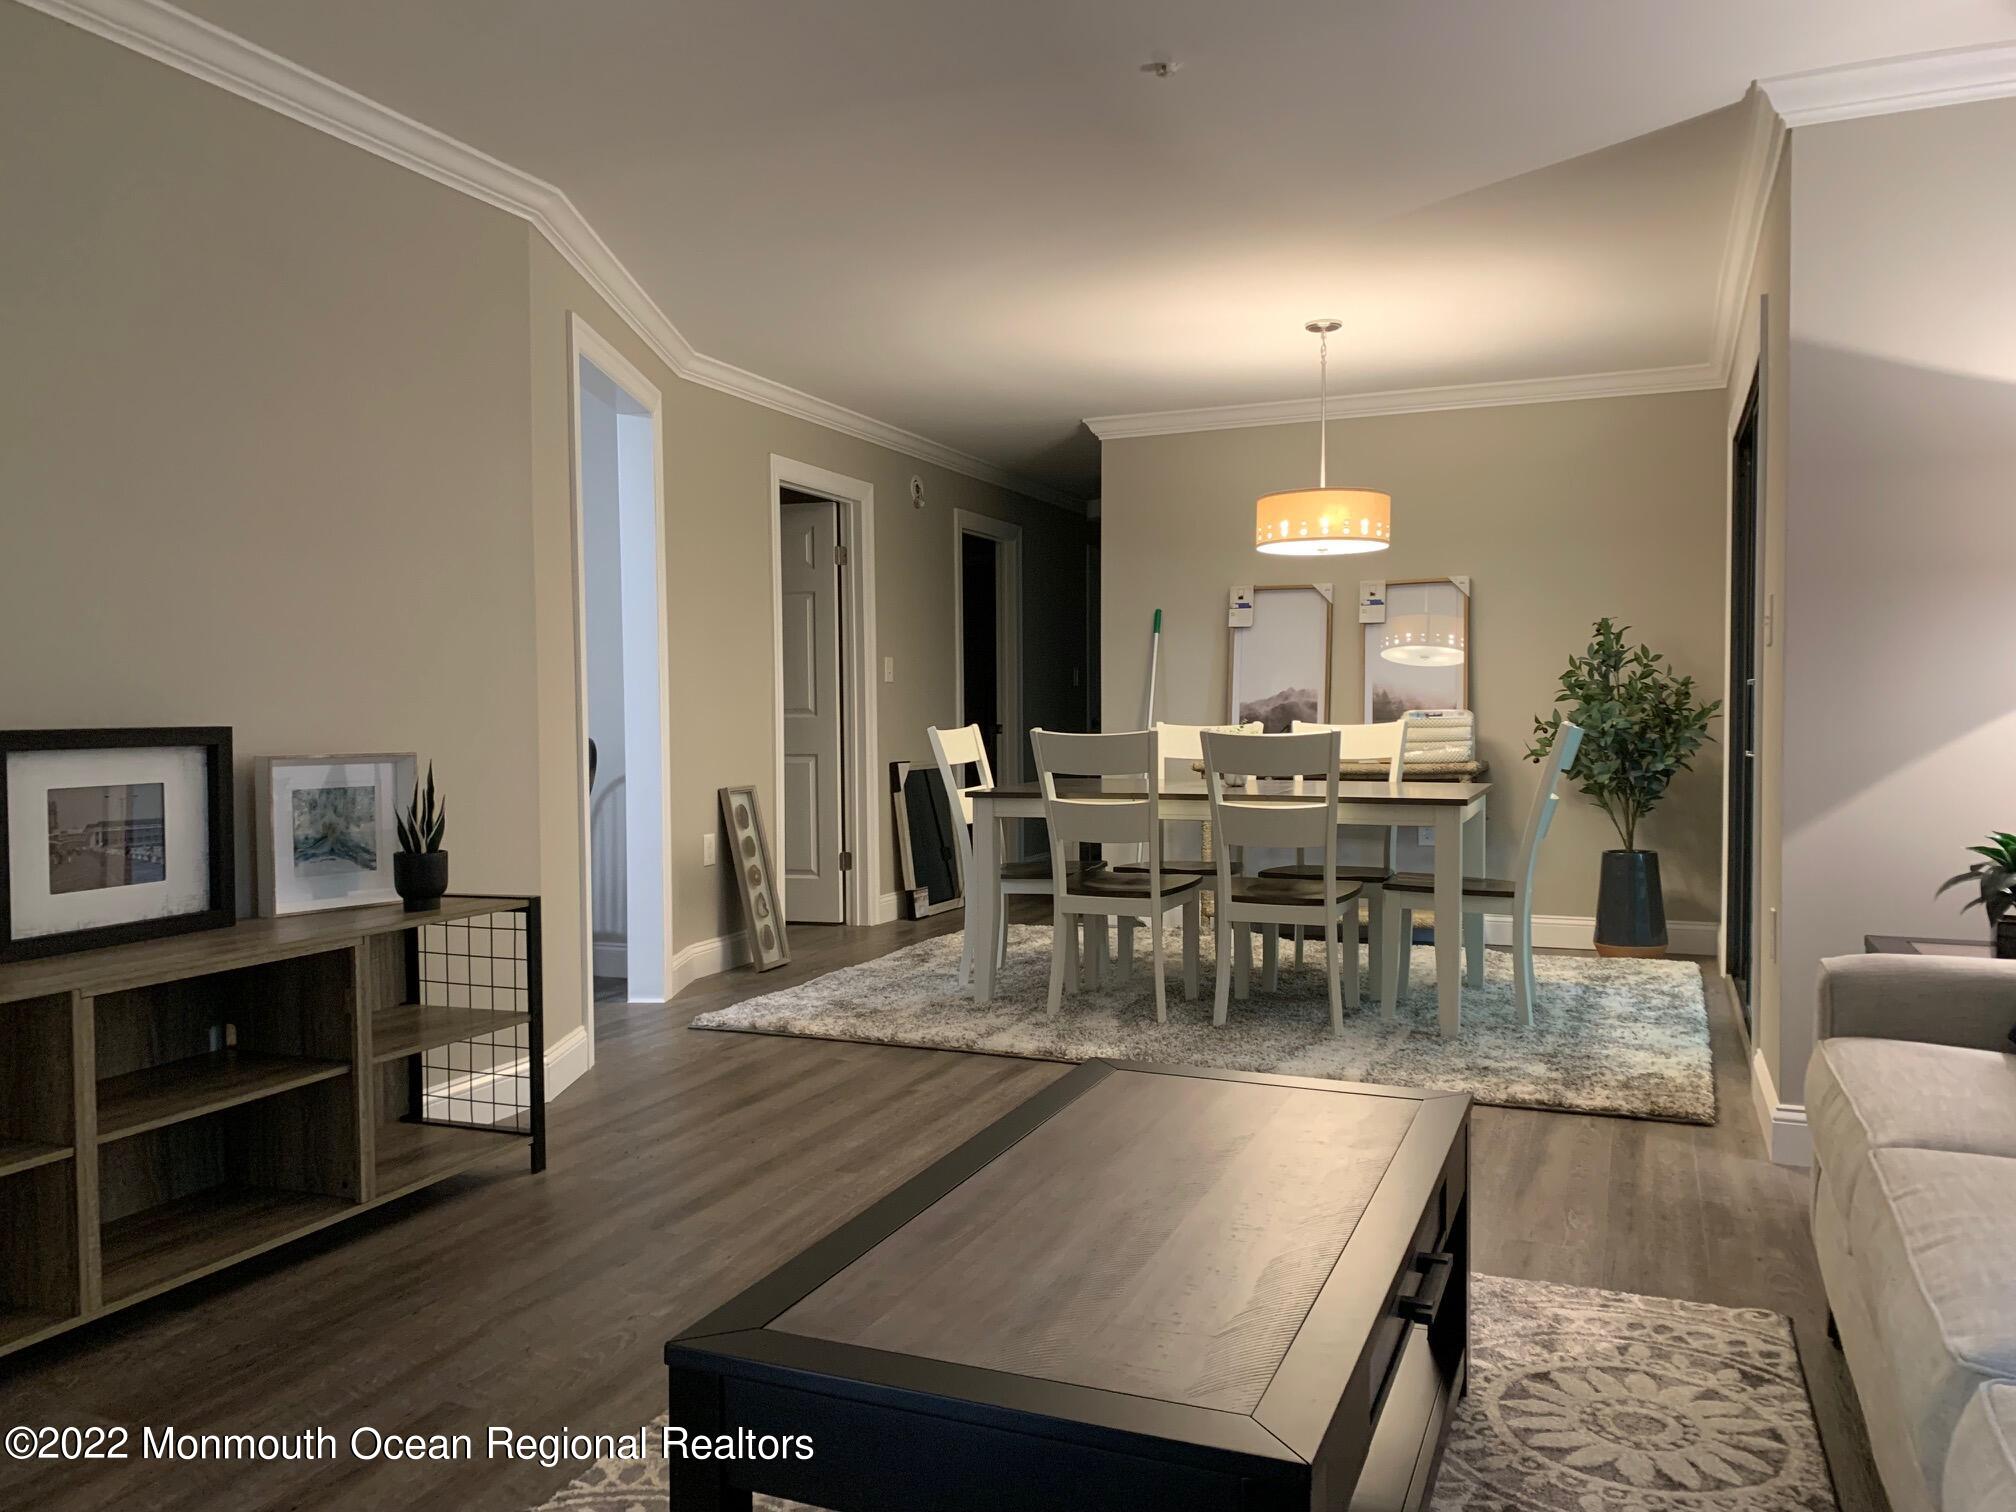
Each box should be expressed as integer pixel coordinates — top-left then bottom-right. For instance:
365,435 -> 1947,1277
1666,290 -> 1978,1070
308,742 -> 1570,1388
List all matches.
1255,319 -> 1391,556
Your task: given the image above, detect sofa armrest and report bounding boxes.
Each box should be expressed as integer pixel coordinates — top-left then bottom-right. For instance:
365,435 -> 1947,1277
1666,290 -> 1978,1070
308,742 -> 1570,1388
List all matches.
1817,954 -> 2016,1052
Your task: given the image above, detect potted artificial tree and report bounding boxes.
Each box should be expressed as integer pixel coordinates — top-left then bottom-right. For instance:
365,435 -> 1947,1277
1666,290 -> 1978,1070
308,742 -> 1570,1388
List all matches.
1528,619 -> 1719,957
393,761 -> 449,911
1937,833 -> 2016,959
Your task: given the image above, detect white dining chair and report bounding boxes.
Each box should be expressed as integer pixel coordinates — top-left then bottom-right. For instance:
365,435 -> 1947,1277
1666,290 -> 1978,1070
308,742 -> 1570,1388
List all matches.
1201,728 -> 1363,1033
929,723 -> 1100,991
1382,722 -> 1583,1024
1032,729 -> 1202,1022
1253,719 -> 1406,998
1108,720 -> 1260,975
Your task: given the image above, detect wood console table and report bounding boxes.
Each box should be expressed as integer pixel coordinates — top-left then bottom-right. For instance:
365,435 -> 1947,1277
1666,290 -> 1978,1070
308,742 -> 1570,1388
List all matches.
0,894 -> 544,1359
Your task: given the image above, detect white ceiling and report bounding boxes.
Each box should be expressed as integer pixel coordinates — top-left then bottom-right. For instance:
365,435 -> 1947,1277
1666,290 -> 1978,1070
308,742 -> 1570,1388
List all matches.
173,0 -> 2016,498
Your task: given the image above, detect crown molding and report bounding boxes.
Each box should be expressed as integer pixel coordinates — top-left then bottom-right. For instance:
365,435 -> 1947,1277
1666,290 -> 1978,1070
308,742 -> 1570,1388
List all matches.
16,0 -> 1081,511
1084,362 -> 1724,441
1762,40 -> 2016,128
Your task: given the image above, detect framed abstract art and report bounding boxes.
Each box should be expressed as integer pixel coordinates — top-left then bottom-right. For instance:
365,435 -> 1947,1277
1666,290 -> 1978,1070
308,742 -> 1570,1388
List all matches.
254,752 -> 416,917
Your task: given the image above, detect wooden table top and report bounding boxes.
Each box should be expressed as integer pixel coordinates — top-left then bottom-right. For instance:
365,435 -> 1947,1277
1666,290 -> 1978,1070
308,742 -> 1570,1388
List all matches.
976,777 -> 1490,806
669,1060 -> 1470,1460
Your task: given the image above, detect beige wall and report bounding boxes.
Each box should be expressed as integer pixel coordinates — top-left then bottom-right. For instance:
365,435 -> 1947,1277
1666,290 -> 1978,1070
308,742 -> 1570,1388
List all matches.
0,8 -> 542,921
1100,390 -> 1729,922
1776,97 -> 2016,1104
1728,153 -> 1791,1095
2,5 -> 1089,1053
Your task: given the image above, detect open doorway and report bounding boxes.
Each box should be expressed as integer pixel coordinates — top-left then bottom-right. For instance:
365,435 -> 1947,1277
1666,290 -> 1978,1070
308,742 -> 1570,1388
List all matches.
954,510 -> 1024,856
770,458 -> 880,929
568,316 -> 671,1026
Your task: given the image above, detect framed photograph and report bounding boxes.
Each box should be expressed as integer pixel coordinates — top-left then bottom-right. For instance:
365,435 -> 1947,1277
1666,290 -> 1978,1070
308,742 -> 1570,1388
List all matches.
1363,576 -> 1471,721
1,727 -> 234,963
1227,583 -> 1334,731
254,753 -> 416,917
719,785 -> 790,971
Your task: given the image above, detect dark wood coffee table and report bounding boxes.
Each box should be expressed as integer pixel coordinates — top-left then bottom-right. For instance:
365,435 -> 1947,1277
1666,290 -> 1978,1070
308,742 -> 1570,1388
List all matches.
664,1060 -> 1470,1511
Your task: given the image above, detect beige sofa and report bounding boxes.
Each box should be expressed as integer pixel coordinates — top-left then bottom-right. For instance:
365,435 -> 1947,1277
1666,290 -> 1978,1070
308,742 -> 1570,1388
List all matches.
1808,954 -> 2016,1512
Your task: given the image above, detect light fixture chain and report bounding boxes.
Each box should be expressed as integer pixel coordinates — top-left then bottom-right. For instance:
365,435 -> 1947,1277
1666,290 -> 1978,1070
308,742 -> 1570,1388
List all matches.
1317,328 -> 1329,488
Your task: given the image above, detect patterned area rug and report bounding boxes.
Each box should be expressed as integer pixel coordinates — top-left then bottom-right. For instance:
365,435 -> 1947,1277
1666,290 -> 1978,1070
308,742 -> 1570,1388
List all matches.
534,1275 -> 1835,1510
690,926 -> 1714,1123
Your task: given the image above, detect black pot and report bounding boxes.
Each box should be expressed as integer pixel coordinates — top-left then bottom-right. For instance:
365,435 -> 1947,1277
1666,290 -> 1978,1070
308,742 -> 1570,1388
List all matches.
393,850 -> 449,912
1595,849 -> 1667,958
1996,913 -> 2016,961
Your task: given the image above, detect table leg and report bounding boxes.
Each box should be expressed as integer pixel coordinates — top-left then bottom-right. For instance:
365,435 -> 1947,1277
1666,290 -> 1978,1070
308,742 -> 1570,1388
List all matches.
1463,796 -> 1486,988
667,1367 -> 754,1511
1434,808 -> 1462,1036
972,807 -> 1000,1003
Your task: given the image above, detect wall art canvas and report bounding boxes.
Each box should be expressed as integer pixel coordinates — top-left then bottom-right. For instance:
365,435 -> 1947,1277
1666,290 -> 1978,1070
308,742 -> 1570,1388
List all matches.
720,785 -> 790,970
1363,577 -> 1472,722
1227,583 -> 1334,732
255,753 -> 415,917
2,728 -> 234,962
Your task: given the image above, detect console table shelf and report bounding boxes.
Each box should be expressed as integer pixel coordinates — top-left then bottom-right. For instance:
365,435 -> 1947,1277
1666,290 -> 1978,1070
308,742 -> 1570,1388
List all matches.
0,894 -> 544,1360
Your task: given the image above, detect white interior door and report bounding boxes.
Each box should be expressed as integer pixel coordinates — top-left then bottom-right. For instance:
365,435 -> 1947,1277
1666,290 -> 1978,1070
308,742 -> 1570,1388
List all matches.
779,499 -> 846,923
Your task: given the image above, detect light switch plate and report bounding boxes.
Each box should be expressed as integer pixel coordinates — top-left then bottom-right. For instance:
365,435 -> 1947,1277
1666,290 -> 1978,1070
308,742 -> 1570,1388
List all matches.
883,656 -> 895,683
1417,826 -> 1434,845
702,832 -> 717,866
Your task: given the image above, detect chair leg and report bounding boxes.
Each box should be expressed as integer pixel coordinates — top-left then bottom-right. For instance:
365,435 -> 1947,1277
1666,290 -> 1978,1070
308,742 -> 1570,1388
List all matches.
1234,924 -> 1251,1000
1294,925 -> 1305,969
1365,891 -> 1384,1007
1513,902 -> 1536,1026
1325,910 -> 1344,1033
1261,927 -> 1279,992
1116,919 -> 1135,982
1046,904 -> 1068,1015
1341,907 -> 1361,1011
1465,908 -> 1486,989
1182,895 -> 1200,1002
995,893 -> 1010,971
1213,911 -> 1233,1026
1062,911 -> 1078,996
1084,918 -> 1105,990
1150,905 -> 1168,1025
957,912 -> 977,988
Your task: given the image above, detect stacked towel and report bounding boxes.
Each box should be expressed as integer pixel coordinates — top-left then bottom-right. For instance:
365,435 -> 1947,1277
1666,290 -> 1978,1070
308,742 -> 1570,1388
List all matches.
1401,709 -> 1475,763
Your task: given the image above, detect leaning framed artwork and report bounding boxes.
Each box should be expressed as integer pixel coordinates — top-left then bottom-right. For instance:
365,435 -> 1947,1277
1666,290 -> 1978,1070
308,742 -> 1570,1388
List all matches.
720,785 -> 790,970
1362,577 -> 1471,721
254,753 -> 416,917
0,727 -> 235,963
1227,583 -> 1334,732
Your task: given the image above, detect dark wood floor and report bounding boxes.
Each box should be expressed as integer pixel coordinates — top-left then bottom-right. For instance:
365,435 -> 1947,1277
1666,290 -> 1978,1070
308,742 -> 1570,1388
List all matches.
0,907 -> 1883,1512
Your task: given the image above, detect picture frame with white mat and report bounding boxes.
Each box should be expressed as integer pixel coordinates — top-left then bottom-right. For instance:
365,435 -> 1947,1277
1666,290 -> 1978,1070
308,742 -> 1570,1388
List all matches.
254,752 -> 416,917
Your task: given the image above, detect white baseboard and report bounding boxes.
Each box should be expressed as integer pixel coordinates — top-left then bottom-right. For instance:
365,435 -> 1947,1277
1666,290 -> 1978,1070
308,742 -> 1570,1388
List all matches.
1749,1045 -> 1812,1167
592,939 -> 627,977
671,929 -> 749,995
1470,913 -> 1719,957
419,1023 -> 590,1123
875,891 -> 902,925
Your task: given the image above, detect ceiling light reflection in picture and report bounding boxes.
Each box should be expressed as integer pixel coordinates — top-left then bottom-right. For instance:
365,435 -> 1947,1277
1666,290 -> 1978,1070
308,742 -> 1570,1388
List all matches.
1255,319 -> 1391,556
1380,612 -> 1466,666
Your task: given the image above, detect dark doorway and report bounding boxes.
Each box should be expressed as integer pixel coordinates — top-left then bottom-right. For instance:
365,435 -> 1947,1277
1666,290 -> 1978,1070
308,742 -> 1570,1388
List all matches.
961,532 -> 1000,774
1726,373 -> 1761,1029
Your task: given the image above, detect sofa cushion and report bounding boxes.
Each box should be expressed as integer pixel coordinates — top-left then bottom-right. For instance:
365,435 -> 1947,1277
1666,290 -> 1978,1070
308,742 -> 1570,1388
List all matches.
1808,1038 -> 2016,1224
1946,1383 -> 2016,1512
1849,1148 -> 2016,1498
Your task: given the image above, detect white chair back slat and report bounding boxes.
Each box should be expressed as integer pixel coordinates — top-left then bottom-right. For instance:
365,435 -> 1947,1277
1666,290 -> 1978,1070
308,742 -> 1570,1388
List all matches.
1032,729 -> 1163,870
1514,724 -> 1583,893
1201,730 -> 1342,859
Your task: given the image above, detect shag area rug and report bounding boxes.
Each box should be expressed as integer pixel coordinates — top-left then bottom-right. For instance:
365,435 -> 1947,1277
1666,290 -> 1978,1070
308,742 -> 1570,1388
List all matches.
691,926 -> 1714,1123
534,1275 -> 1835,1511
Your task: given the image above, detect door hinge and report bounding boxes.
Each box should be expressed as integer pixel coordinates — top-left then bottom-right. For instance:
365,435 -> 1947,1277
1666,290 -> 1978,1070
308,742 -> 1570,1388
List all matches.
835,544 -> 850,567
838,850 -> 854,871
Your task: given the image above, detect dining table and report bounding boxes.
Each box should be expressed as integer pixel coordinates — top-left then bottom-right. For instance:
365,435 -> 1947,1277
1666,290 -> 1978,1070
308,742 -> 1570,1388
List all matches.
967,777 -> 1491,1036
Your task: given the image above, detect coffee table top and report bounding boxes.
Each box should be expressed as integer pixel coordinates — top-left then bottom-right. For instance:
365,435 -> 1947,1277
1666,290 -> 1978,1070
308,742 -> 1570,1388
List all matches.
668,1060 -> 1469,1469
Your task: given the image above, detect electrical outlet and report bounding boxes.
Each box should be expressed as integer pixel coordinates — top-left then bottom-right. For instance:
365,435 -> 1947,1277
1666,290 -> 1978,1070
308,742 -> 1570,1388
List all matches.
702,832 -> 717,867
883,656 -> 895,684
1417,826 -> 1434,845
